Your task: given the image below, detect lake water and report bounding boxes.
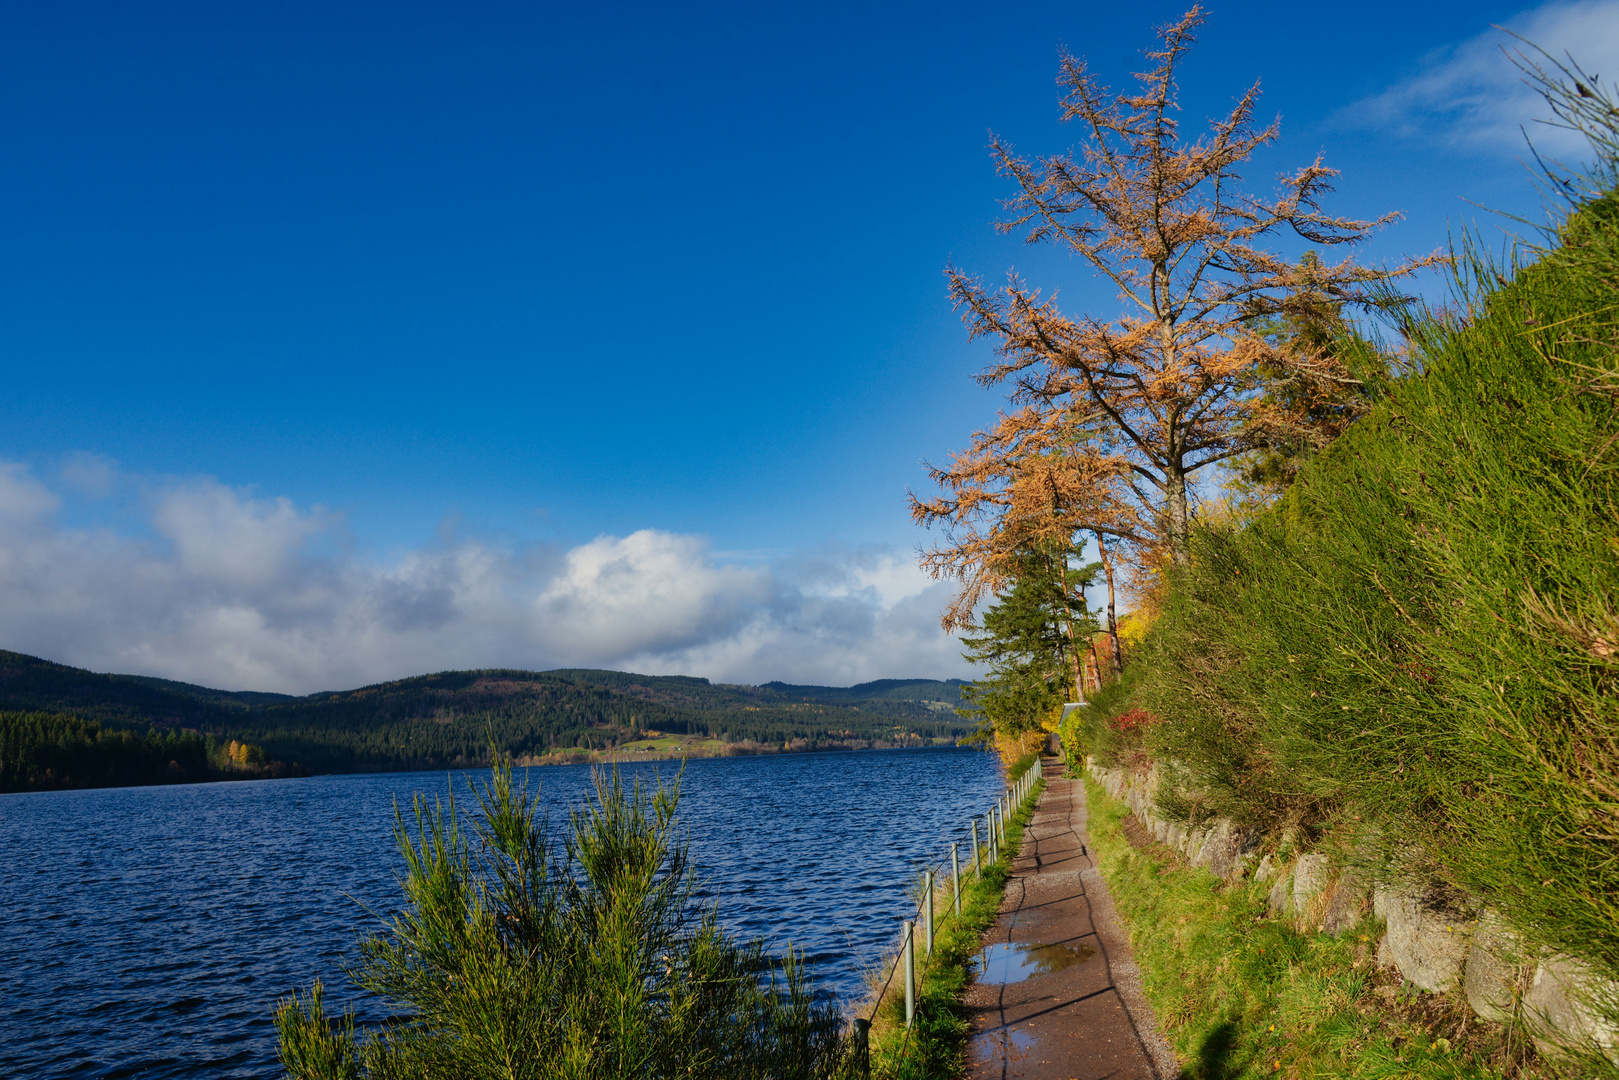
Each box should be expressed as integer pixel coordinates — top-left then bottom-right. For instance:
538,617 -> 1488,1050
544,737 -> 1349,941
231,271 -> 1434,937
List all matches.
0,746 -> 1003,1079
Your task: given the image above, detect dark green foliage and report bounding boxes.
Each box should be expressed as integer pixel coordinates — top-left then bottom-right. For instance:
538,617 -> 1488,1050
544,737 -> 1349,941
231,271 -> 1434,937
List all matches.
759,679 -> 969,704
276,760 -> 855,1079
1117,181 -> 1619,980
958,547 -> 1097,743
1065,664 -> 1143,765
0,710 -> 218,791
0,649 -> 240,726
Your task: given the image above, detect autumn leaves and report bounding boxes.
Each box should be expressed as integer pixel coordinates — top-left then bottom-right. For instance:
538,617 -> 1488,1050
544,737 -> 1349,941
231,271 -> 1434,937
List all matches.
912,8 -> 1437,668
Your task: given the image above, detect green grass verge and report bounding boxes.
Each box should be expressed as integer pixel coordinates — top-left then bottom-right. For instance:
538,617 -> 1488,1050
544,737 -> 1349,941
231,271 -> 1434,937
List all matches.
863,774 -> 1044,1079
1083,774 -> 1562,1080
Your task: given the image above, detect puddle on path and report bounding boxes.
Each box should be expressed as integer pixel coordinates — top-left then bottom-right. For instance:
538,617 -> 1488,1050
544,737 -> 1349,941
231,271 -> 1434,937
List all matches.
970,1025 -> 1038,1066
974,940 -> 1095,984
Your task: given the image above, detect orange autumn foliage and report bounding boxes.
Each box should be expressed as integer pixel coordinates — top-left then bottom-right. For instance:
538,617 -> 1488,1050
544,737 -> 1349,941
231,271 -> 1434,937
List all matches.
914,8 -> 1440,636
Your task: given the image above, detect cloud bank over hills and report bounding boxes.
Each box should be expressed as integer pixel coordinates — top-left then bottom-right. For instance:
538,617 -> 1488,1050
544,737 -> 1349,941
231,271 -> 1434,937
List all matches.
0,459 -> 968,695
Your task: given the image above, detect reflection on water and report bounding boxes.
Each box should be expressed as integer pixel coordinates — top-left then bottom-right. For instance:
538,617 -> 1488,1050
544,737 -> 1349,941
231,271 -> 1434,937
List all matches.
0,747 -> 1000,1079
971,1023 -> 1039,1067
974,939 -> 1096,984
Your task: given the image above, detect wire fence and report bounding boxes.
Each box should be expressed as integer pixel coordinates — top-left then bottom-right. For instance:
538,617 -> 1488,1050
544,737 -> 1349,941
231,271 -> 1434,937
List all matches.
847,752 -> 1049,1075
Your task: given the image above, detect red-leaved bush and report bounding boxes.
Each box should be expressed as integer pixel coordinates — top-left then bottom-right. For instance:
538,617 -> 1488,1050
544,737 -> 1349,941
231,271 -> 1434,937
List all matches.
1110,708 -> 1158,734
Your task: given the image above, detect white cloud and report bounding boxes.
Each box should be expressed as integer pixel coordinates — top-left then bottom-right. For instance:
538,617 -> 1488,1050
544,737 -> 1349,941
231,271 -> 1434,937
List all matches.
152,482 -> 329,591
0,460 -> 971,694
0,462 -> 60,522
59,452 -> 120,498
1347,1 -> 1619,154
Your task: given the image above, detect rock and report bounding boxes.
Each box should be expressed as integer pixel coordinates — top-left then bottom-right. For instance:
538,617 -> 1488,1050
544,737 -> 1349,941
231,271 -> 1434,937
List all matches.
1185,828 -> 1209,867
1378,891 -> 1470,993
1292,854 -> 1330,914
1268,870 -> 1294,915
1524,955 -> 1619,1065
1199,820 -> 1250,880
1465,911 -> 1521,1023
1321,870 -> 1367,936
1231,827 -> 1263,877
1255,854 -> 1276,883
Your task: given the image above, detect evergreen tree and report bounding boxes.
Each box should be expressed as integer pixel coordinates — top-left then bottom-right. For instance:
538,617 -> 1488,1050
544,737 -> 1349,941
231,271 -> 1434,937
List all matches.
957,545 -> 1098,742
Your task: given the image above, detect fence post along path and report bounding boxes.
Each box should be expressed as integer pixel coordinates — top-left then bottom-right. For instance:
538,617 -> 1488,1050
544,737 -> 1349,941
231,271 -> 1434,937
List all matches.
852,753 -> 1050,1072
964,738 -> 1176,1080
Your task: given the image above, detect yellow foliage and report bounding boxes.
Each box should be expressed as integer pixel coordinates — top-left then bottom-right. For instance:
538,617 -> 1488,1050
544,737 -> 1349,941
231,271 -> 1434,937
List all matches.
1117,610 -> 1154,649
993,727 -> 1047,768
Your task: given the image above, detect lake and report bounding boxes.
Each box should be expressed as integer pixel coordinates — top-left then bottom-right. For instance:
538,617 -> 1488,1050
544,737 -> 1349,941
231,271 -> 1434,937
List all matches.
0,746 -> 1003,1079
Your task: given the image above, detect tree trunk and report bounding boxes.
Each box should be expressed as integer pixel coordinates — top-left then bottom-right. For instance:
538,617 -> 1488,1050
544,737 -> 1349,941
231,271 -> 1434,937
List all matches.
1063,559 -> 1085,703
1097,533 -> 1124,677
1164,466 -> 1191,565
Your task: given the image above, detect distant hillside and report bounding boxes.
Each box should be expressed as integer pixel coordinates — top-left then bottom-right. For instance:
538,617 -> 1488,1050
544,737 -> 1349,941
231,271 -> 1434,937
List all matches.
0,650 -> 237,727
760,678 -> 968,704
0,650 -> 973,778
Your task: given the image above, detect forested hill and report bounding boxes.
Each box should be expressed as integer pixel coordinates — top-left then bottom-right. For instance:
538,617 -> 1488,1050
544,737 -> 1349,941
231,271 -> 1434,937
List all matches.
759,678 -> 968,704
0,650 -> 972,777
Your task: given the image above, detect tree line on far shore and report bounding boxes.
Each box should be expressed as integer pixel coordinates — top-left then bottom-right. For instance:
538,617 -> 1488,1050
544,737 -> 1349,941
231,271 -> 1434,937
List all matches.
0,710 -> 283,793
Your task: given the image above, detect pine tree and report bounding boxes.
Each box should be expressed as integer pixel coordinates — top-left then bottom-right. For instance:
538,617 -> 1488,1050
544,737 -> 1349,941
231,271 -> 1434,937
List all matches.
957,546 -> 1098,742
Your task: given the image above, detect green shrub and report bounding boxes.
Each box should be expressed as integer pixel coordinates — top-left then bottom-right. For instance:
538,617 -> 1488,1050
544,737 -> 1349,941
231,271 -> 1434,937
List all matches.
1120,180 -> 1619,983
276,760 -> 854,1079
1061,665 -> 1142,766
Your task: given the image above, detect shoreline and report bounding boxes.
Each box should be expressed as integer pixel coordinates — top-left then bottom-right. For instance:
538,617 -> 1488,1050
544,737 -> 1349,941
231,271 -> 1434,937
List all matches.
0,739 -> 978,796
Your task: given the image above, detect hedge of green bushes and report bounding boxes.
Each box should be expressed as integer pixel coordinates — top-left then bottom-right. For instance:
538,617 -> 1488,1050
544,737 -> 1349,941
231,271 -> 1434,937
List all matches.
1079,188 -> 1619,983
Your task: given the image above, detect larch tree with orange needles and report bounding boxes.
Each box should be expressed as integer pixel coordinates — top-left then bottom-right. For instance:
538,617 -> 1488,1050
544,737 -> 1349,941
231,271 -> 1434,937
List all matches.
914,8 -> 1437,679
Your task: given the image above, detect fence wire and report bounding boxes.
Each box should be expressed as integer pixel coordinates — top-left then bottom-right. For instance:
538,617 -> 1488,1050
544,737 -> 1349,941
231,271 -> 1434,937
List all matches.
853,754 -> 1048,1071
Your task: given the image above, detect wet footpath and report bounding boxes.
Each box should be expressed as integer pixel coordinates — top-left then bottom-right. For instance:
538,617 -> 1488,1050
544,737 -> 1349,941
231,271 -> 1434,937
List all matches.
966,743 -> 1178,1080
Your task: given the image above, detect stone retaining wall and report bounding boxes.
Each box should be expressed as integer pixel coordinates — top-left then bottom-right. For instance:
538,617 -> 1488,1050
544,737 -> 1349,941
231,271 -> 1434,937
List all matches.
1087,760 -> 1619,1065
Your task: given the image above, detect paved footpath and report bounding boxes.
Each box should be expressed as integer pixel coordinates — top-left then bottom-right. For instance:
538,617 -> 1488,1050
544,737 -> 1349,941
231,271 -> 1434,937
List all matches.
965,745 -> 1178,1080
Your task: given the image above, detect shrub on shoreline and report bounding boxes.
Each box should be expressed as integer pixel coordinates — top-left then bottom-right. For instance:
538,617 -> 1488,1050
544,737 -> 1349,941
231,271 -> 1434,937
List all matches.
276,760 -> 854,1079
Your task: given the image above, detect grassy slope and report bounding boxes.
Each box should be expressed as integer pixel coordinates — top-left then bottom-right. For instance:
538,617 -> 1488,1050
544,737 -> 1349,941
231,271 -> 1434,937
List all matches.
1076,194 -> 1619,993
1082,775 -> 1554,1080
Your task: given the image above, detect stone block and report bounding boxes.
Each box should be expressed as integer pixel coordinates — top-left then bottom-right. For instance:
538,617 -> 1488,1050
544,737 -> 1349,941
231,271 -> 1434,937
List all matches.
1198,820 -> 1252,880
1254,854 -> 1276,883
1292,854 -> 1330,913
1525,955 -> 1619,1064
1268,869 -> 1294,915
1378,891 -> 1470,993
1321,870 -> 1367,936
1464,911 -> 1521,1023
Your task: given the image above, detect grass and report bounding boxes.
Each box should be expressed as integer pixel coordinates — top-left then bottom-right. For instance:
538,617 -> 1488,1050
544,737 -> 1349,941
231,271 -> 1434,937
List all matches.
862,772 -> 1045,1079
1082,774 -> 1561,1080
609,735 -> 724,753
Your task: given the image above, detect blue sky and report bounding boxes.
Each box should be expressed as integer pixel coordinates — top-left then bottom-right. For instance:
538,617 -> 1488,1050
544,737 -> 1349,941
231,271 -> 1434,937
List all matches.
1,0 -> 1615,692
